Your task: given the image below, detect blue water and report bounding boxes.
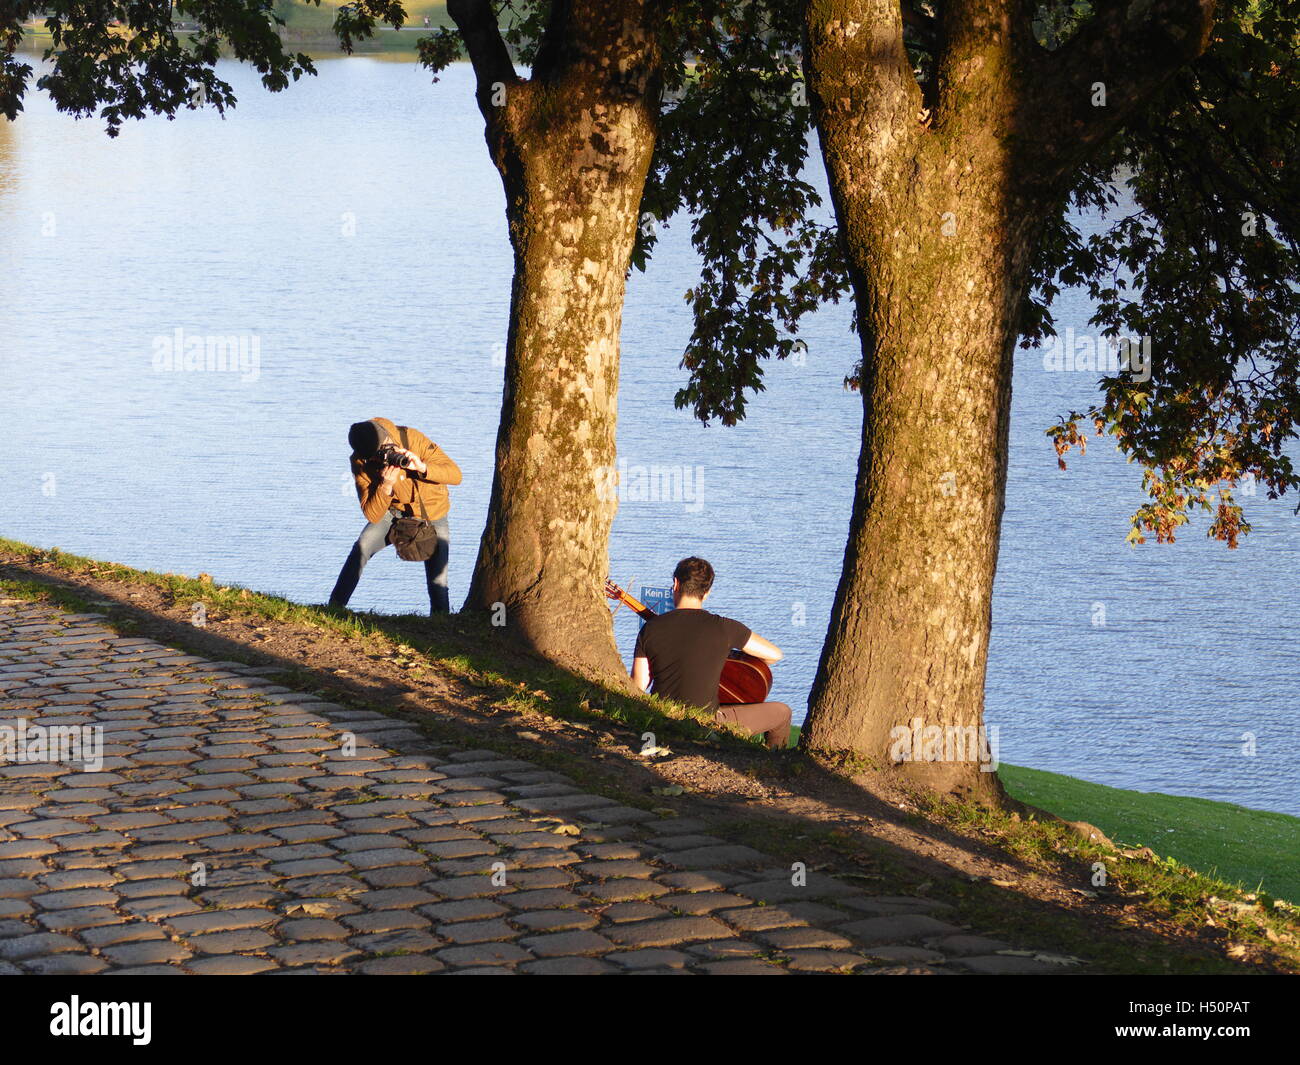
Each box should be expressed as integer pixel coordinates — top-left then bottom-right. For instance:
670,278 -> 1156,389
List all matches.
1,58 -> 1296,816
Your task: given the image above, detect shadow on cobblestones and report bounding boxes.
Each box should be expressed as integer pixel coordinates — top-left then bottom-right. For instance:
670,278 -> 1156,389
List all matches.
0,560 -> 1264,975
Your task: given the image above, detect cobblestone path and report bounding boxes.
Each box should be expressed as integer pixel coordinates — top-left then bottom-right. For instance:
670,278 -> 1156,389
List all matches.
0,600 -> 1080,974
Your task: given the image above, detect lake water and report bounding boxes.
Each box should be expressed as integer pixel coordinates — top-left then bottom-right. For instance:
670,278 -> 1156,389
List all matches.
2,59 -> 1296,816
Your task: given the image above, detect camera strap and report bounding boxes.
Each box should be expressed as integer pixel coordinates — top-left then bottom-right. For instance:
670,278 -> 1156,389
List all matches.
397,425 -> 431,524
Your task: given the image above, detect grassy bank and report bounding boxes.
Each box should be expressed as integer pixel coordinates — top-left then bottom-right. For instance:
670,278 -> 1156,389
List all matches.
999,763 -> 1300,905
787,724 -> 1300,904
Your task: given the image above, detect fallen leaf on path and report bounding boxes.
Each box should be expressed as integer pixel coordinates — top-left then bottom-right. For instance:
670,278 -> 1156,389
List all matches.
995,950 -> 1083,966
284,900 -> 342,917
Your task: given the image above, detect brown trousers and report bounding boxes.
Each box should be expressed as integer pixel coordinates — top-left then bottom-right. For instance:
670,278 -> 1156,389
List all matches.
715,702 -> 793,750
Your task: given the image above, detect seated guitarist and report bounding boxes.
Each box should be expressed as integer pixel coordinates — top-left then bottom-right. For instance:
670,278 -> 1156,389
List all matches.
631,557 -> 792,749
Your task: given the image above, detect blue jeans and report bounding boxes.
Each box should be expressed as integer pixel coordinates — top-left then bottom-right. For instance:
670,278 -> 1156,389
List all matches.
329,511 -> 450,614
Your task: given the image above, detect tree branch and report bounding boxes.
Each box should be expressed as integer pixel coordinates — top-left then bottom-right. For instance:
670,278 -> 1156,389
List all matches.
805,0 -> 922,157
932,0 -> 1039,128
1020,0 -> 1217,194
447,0 -> 518,102
532,0 -> 661,98
901,1 -> 936,43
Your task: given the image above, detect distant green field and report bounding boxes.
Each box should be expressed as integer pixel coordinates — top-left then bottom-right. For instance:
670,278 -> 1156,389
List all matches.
277,0 -> 455,43
20,3 -> 457,52
787,725 -> 1299,902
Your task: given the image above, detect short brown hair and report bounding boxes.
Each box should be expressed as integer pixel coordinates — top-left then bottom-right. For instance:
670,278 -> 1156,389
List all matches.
673,557 -> 714,597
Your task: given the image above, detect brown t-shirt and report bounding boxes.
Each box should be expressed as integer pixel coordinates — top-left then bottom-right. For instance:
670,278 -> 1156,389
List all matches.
633,609 -> 751,711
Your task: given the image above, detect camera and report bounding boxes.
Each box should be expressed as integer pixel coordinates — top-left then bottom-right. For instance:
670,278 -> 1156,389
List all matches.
377,444 -> 416,470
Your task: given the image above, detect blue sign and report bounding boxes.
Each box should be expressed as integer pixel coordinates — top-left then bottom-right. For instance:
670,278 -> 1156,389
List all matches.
638,585 -> 674,624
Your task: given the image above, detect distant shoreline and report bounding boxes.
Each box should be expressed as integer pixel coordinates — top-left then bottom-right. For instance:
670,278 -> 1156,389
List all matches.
14,24 -> 456,60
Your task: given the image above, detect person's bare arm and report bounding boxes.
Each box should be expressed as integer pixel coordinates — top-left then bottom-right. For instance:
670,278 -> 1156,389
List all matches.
631,655 -> 652,692
741,631 -> 783,664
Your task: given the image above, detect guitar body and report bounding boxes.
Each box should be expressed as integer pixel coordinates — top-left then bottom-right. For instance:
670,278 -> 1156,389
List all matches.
718,651 -> 773,705
603,579 -> 774,707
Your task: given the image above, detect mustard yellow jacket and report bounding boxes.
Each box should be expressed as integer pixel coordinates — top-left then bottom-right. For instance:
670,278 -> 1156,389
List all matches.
351,416 -> 462,524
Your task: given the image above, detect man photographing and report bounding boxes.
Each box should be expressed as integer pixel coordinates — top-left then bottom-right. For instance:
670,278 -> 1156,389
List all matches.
630,557 -> 793,749
329,417 -> 462,614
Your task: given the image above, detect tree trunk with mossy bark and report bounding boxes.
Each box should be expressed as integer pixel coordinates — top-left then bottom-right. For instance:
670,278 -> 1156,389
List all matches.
800,0 -> 1216,800
450,0 -> 660,675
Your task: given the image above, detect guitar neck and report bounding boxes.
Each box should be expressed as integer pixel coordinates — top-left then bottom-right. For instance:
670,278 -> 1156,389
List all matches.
609,584 -> 658,622
623,596 -> 658,623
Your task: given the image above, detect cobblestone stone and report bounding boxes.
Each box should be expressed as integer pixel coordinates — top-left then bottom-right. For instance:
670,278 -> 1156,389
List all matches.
837,914 -> 964,945
519,930 -> 615,957
169,909 -> 277,935
37,906 -> 122,932
0,932 -> 83,960
350,929 -> 440,954
267,942 -> 360,966
510,909 -> 599,932
185,929 -> 277,954
101,940 -> 193,966
606,948 -> 693,970
435,942 -> 531,968
696,959 -> 787,975
437,918 -> 518,944
81,922 -> 170,949
783,949 -> 872,972
342,909 -> 432,934
31,888 -> 118,910
604,916 -> 733,948
355,955 -> 446,974
277,918 -> 350,942
25,953 -> 110,975
185,954 -> 280,974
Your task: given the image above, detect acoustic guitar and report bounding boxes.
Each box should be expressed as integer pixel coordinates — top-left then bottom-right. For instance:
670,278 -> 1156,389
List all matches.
603,579 -> 773,705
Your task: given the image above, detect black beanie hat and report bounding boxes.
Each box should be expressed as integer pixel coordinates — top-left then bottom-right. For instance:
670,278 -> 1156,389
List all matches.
348,420 -> 386,459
